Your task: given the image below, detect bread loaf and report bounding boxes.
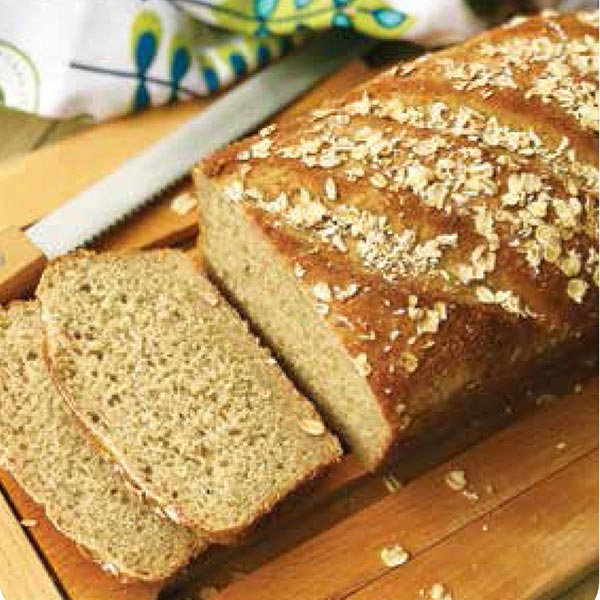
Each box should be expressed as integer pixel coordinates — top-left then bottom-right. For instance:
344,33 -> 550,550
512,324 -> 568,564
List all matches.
37,250 -> 341,539
195,11 -> 599,468
0,302 -> 203,582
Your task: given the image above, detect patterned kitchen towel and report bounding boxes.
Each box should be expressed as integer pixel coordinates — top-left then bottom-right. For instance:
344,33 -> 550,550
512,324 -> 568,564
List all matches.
0,0 -> 593,121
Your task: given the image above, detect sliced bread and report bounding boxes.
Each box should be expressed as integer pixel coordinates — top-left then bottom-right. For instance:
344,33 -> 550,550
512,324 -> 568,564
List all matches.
0,301 -> 203,582
37,250 -> 341,539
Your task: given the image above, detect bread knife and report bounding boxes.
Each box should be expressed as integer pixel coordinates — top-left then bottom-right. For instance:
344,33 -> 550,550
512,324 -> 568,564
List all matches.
0,30 -> 375,303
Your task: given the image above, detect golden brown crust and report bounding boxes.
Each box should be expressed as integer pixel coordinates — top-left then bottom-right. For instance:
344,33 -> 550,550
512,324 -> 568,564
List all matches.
199,11 -> 599,467
397,12 -> 599,145
204,12 -> 599,178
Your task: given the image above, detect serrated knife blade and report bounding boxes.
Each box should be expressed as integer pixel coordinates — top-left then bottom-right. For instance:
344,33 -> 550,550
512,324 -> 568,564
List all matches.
25,30 -> 375,258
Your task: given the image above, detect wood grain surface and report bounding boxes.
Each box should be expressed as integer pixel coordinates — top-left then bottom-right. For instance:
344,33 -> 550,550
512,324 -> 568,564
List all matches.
0,226 -> 46,302
0,56 -> 597,600
0,492 -> 63,600
205,381 -> 599,600
349,452 -> 598,600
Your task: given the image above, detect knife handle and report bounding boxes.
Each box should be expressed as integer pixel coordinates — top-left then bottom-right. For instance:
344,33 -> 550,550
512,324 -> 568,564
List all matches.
0,227 -> 47,304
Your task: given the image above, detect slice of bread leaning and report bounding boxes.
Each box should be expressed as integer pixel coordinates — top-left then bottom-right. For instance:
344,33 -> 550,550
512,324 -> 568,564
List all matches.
195,11 -> 599,469
37,250 -> 341,540
0,302 -> 203,582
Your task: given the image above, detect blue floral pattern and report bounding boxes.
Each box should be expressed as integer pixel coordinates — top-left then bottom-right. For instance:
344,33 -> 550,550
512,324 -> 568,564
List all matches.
0,0 -> 549,120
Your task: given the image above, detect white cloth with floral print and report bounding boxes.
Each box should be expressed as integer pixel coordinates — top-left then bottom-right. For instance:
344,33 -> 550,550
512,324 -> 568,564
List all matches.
0,0 -> 592,121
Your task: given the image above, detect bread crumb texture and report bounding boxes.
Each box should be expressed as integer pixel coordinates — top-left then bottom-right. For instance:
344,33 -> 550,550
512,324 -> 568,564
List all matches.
0,302 -> 201,582
37,251 -> 341,537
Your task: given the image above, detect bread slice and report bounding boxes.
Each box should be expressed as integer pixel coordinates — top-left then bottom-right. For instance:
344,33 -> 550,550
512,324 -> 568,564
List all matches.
37,250 -> 341,539
195,11 -> 599,469
0,302 -> 203,582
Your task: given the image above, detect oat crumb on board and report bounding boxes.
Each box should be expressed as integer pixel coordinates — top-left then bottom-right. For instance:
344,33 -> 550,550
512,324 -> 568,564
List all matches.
170,192 -> 198,215
382,474 -> 402,493
20,518 -> 37,527
380,544 -> 410,567
445,469 -> 467,491
462,489 -> 480,502
419,582 -> 454,600
446,469 -> 481,501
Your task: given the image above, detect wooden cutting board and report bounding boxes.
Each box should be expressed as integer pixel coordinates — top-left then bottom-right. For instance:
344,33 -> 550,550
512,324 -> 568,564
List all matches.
0,59 -> 597,600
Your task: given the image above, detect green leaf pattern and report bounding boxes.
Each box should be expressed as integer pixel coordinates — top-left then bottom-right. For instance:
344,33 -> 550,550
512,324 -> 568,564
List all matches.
205,0 -> 414,39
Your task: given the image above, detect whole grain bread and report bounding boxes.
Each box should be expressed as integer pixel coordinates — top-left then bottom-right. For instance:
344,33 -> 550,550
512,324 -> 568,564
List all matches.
37,250 -> 341,539
195,10 -> 599,468
0,302 -> 203,582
